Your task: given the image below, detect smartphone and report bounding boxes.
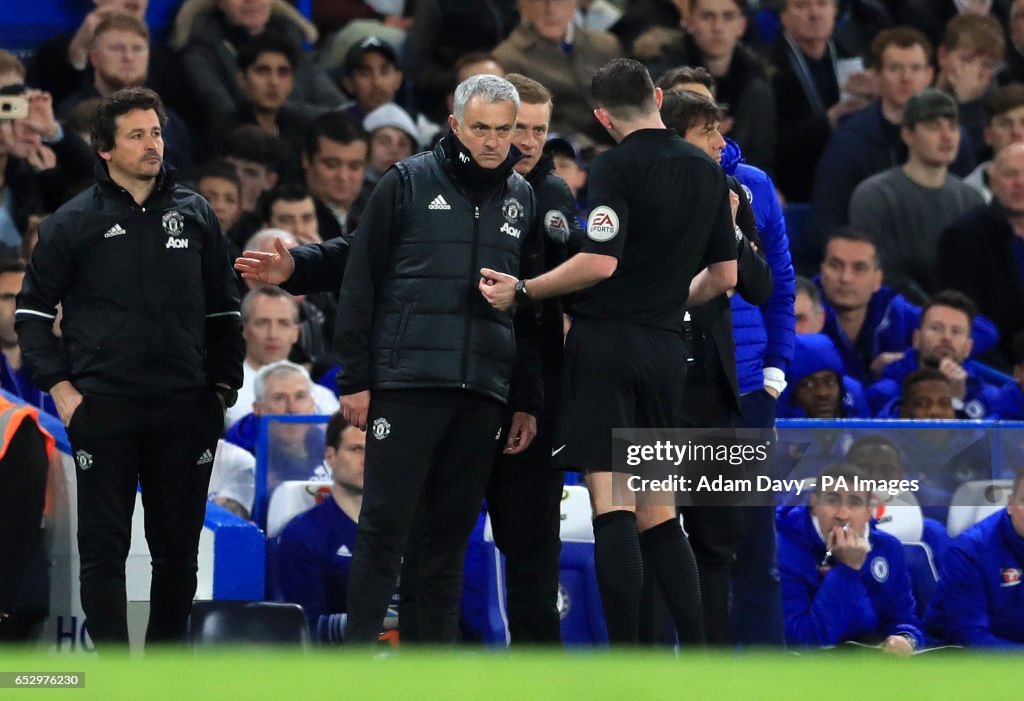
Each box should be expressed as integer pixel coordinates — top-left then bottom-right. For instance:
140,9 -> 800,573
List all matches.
0,95 -> 28,120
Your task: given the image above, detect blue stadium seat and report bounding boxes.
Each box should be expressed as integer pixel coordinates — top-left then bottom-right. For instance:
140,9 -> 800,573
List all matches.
902,542 -> 939,619
469,486 -> 607,646
557,486 -> 607,645
783,202 -> 811,260
0,0 -> 184,54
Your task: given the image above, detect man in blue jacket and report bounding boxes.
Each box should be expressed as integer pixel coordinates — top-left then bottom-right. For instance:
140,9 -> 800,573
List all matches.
925,468 -> 1024,649
816,229 -> 998,384
777,463 -> 924,654
777,334 -> 869,419
865,290 -> 1000,418
722,116 -> 797,650
660,66 -> 795,647
989,331 -> 1024,420
276,411 -> 367,642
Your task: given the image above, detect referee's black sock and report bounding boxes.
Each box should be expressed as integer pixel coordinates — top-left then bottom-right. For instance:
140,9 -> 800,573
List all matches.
639,518 -> 705,646
593,510 -> 643,645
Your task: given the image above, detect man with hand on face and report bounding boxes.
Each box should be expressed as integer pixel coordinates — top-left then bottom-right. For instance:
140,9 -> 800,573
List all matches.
865,290 -> 999,418
28,0 -> 183,112
15,87 -> 244,647
776,464 -> 925,655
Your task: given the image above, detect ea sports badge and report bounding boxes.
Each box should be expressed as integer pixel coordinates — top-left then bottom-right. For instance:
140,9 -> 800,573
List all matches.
544,209 -> 570,243
587,206 -> 619,242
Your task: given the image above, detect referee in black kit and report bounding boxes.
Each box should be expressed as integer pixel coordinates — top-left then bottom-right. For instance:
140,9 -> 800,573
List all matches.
480,58 -> 737,645
16,87 -> 244,647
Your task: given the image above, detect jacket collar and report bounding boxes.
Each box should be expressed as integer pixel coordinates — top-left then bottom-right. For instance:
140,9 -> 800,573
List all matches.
525,151 -> 555,184
435,131 -> 522,199
94,158 -> 176,204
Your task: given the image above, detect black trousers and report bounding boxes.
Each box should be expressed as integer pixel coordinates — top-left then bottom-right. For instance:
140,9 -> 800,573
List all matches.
485,411 -> 564,644
68,389 -> 222,647
345,391 -> 503,645
674,370 -> 745,646
730,389 -> 784,647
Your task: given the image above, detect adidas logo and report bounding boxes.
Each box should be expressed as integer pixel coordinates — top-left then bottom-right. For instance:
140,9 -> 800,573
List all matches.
196,449 -> 214,466
336,545 -> 353,557
104,223 -> 127,239
428,194 -> 451,210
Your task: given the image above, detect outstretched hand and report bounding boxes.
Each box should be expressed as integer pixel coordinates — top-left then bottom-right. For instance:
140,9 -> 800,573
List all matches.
234,236 -> 296,285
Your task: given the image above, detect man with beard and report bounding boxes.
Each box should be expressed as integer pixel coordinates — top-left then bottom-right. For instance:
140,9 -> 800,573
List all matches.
57,13 -> 193,171
815,229 -> 998,383
866,290 -> 999,418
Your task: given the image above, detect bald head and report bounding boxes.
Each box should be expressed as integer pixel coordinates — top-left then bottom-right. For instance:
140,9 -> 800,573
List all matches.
991,142 -> 1024,212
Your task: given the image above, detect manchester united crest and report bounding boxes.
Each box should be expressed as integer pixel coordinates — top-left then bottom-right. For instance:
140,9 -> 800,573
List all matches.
162,210 -> 185,236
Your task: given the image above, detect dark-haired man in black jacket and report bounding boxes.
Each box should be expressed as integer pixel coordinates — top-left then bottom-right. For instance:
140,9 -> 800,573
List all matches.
15,87 -> 244,648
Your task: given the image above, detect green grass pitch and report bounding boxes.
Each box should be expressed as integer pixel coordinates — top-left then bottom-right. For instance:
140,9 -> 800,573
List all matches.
1,648 -> 1020,700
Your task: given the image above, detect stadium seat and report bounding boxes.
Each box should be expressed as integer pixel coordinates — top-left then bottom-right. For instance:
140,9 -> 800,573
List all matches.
946,480 -> 1013,537
473,514 -> 511,646
873,492 -> 923,542
187,601 -> 310,648
264,480 -> 332,539
557,486 -> 607,645
782,202 -> 811,258
901,542 -> 939,619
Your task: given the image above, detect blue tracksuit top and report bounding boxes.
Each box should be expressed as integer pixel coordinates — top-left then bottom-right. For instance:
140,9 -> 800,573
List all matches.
925,509 -> 1024,649
722,139 -> 796,394
814,281 -> 999,385
776,505 -> 925,648
865,350 -> 1000,419
776,333 -> 870,419
276,495 -> 358,638
988,380 -> 1024,420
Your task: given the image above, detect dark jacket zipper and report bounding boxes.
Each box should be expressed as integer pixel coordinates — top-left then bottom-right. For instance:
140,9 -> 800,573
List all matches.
461,204 -> 481,387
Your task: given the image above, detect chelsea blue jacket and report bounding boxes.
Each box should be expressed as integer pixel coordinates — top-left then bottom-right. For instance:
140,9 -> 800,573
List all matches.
776,333 -> 870,419
776,505 -> 925,648
722,139 -> 796,394
925,509 -> 1024,649
988,380 -> 1024,420
276,495 -> 358,642
865,350 -> 1000,419
815,280 -> 999,384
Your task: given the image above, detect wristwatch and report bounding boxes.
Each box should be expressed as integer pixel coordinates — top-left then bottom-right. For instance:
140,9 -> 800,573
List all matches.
514,279 -> 532,305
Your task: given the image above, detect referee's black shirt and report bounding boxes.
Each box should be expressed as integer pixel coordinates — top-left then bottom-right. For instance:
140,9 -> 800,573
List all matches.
570,129 -> 736,332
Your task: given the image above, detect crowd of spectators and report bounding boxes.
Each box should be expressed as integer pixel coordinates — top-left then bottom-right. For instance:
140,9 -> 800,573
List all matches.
1,0 -> 1022,652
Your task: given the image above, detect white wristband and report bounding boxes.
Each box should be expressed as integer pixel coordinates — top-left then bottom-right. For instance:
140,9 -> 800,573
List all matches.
764,366 -> 787,395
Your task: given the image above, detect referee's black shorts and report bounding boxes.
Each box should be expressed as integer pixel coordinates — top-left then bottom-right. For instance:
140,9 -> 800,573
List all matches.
554,317 -> 686,472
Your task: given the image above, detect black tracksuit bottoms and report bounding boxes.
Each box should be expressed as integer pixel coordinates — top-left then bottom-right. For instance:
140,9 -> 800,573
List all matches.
344,390 -> 504,645
68,389 -> 223,647
485,409 -> 564,644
